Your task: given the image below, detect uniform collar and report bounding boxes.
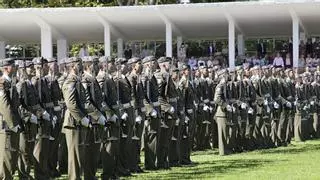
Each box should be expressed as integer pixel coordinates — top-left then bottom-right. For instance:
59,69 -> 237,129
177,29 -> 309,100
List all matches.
3,73 -> 11,82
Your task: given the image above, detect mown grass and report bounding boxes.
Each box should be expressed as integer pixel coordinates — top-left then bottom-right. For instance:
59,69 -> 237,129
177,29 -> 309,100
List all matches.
16,139 -> 320,180
126,140 -> 320,180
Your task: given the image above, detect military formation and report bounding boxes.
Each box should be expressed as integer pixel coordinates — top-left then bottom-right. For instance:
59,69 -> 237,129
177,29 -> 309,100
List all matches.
0,55 -> 319,180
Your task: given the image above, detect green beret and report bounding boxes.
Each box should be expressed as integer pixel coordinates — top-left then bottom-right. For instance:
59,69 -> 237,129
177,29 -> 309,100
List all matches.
157,57 -> 172,64
127,57 -> 141,65
65,57 -> 81,65
142,56 -> 156,64
47,57 -> 57,63
115,58 -> 127,65
0,58 -> 15,67
32,57 -> 48,65
99,56 -> 113,63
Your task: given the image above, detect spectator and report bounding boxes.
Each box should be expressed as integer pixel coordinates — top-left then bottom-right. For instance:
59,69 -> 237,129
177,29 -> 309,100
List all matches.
260,54 -> 269,66
298,54 -> 306,68
188,56 -> 197,70
285,53 -> 292,68
313,55 -> 320,67
78,44 -> 89,57
306,54 -> 313,67
273,52 -> 284,68
252,55 -> 260,66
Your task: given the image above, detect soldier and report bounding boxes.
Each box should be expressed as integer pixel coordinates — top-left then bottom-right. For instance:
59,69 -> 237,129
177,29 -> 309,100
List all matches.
81,56 -> 107,179
312,69 -> 320,138
141,56 -> 161,170
127,57 -> 145,173
45,57 -> 64,177
96,56 -> 122,179
0,58 -> 21,180
15,60 -> 39,179
62,57 -> 90,180
178,64 -> 195,164
113,58 -> 136,174
32,57 -> 55,179
153,57 -> 176,169
214,69 -> 231,155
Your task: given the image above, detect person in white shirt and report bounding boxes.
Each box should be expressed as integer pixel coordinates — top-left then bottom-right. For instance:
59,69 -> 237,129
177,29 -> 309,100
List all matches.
306,54 -> 313,67
285,53 -> 291,68
273,52 -> 284,68
78,44 -> 89,57
252,56 -> 261,66
298,54 -> 306,68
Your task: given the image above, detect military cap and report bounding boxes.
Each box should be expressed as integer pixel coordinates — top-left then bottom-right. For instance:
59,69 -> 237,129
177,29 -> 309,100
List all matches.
17,60 -> 33,69
99,56 -> 113,63
180,63 -> 190,71
47,57 -> 57,63
250,66 -> 260,71
142,56 -> 156,64
172,67 -> 179,72
303,72 -> 311,77
216,69 -> 227,77
227,67 -> 235,73
58,58 -> 67,65
127,57 -> 141,65
212,65 -> 220,71
157,56 -> 172,64
65,57 -> 81,65
115,57 -> 127,65
82,56 -> 99,63
32,57 -> 48,65
0,58 -> 15,67
284,68 -> 292,73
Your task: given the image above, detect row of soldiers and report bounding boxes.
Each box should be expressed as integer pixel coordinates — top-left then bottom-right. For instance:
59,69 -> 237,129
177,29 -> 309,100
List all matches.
0,55 -> 319,180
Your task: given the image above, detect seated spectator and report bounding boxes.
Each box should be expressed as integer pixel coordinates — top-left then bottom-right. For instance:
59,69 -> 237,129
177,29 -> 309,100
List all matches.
198,57 -> 206,68
188,56 -> 197,70
245,54 -> 252,67
260,54 -> 269,66
313,55 -> 320,67
306,54 -> 313,67
273,52 -> 284,68
252,55 -> 260,66
298,54 -> 306,68
285,53 -> 292,68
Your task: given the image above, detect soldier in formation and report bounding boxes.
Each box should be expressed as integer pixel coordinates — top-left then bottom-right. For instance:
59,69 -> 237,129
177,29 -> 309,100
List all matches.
0,56 -> 320,180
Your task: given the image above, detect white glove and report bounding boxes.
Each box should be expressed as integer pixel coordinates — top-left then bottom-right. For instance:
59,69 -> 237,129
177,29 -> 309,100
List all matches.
266,106 -> 271,113
241,103 -> 247,109
53,106 -> 61,112
121,112 -> 128,120
226,105 -> 233,112
175,119 -> 180,126
81,117 -> 90,127
264,100 -> 268,106
286,101 -> 292,108
248,107 -> 254,114
11,125 -> 20,133
203,105 -> 209,112
311,101 -> 315,106
30,114 -> 38,124
42,111 -> 51,121
303,105 -> 308,111
209,106 -> 213,112
274,102 -> 279,109
98,115 -> 106,126
52,115 -> 58,128
135,115 -> 142,124
232,106 -> 236,112
169,106 -> 175,114
185,116 -> 190,123
109,114 -> 118,123
150,109 -> 157,118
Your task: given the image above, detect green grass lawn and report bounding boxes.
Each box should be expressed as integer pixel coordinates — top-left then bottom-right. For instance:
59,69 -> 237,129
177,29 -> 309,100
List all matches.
19,139 -> 320,180
125,139 -> 320,180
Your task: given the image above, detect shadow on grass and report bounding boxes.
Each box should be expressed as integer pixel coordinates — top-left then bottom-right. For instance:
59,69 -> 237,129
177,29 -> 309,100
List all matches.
138,159 -> 280,179
256,143 -> 320,155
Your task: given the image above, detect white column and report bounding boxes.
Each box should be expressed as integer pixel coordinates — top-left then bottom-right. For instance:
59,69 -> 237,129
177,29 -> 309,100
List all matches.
104,24 -> 111,57
228,20 -> 235,69
292,17 -> 299,68
166,23 -> 173,57
57,39 -> 68,62
237,34 -> 245,56
41,27 -> 53,58
177,36 -> 182,57
117,38 -> 123,58
0,41 -> 5,59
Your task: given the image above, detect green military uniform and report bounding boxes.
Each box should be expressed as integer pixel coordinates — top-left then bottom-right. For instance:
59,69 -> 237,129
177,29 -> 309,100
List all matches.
96,56 -> 122,179
81,56 -> 107,180
141,56 -> 161,170
62,57 -> 88,180
16,60 -> 39,179
32,57 -> 54,180
214,69 -> 231,155
0,58 -> 21,180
